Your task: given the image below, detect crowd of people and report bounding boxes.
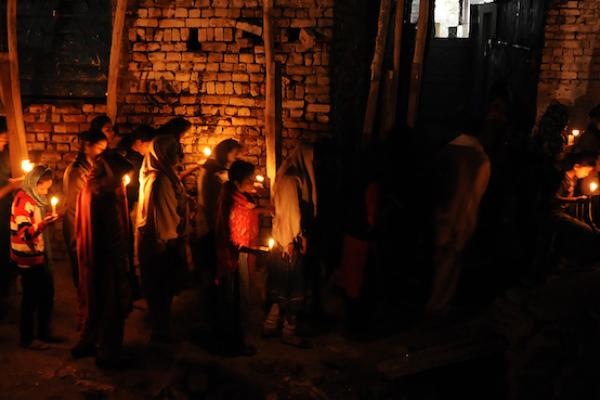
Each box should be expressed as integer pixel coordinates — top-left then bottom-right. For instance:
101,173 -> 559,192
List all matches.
0,96 -> 599,371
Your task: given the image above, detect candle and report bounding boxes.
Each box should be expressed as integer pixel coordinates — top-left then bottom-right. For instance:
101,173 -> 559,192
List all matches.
256,175 -> 265,183
268,238 -> 275,250
572,129 -> 581,137
123,174 -> 131,186
567,135 -> 575,146
21,159 -> 34,173
50,196 -> 58,216
203,147 -> 212,157
591,182 -> 598,193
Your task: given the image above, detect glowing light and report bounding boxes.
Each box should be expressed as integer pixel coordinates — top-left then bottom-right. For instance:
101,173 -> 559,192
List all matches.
256,175 -> 265,183
123,174 -> 131,186
268,238 -> 275,250
591,182 -> 598,193
203,147 -> 212,157
50,196 -> 59,215
21,159 -> 34,173
572,129 -> 581,137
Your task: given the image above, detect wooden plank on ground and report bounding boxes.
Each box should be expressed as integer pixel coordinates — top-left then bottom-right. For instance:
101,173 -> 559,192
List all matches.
107,0 -> 128,123
5,0 -> 28,177
362,0 -> 392,143
406,0 -> 432,129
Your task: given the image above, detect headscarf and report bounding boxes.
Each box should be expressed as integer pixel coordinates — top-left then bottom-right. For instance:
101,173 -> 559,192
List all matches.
272,143 -> 317,252
214,139 -> 241,167
22,165 -> 51,210
137,135 -> 182,231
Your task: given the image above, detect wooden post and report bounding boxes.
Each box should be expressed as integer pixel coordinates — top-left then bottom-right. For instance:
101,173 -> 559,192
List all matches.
107,0 -> 128,123
263,0 -> 281,192
5,0 -> 28,177
406,0 -> 432,129
362,0 -> 392,143
380,0 -> 405,137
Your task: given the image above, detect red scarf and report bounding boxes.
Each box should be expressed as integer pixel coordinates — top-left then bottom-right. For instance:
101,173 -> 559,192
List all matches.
230,191 -> 258,248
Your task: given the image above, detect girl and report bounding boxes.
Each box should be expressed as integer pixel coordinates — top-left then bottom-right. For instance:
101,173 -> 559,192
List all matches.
10,166 -> 58,350
215,160 -> 258,356
63,130 -> 108,288
263,143 -> 317,348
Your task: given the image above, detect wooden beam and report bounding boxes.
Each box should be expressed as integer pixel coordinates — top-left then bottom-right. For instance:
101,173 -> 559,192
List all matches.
406,0 -> 432,129
362,0 -> 393,143
263,0 -> 281,192
380,0 -> 405,137
5,0 -> 28,177
107,0 -> 128,123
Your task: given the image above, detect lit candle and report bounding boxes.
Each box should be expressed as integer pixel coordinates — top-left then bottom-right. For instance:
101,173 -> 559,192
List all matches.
591,182 -> 598,193
50,196 -> 58,216
123,174 -> 131,186
256,175 -> 265,183
567,135 -> 575,146
572,129 -> 581,137
203,147 -> 212,157
21,159 -> 33,173
268,238 -> 275,250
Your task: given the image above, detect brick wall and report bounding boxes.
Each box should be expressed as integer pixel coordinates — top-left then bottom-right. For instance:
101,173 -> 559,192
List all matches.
538,0 -> 600,124
119,0 -> 333,171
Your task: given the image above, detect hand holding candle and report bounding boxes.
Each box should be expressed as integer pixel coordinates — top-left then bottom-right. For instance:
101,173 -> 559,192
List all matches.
50,196 -> 59,216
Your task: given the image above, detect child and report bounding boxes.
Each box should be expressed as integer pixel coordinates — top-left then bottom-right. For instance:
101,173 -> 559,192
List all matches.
215,160 -> 258,356
10,166 -> 58,350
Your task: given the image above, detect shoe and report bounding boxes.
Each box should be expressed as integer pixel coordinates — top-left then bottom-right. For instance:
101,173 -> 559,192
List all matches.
71,344 -> 97,359
281,334 -> 311,349
20,340 -> 50,351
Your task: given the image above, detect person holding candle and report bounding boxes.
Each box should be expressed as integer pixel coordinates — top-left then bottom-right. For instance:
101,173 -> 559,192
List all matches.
63,130 -> 108,291
214,160 -> 259,356
72,151 -> 134,367
263,143 -> 317,348
136,135 -> 189,343
10,166 -> 59,350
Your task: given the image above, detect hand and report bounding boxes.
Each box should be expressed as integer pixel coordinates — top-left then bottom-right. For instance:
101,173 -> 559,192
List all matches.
42,215 -> 59,225
576,195 -> 589,201
287,243 -> 295,256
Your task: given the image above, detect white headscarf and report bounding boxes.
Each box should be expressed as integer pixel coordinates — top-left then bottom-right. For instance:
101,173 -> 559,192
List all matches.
272,143 -> 317,251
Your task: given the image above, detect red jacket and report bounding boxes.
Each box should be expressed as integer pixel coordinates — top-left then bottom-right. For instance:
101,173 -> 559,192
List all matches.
10,190 -> 49,267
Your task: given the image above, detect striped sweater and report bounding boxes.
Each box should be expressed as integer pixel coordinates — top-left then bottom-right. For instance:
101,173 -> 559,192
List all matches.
10,190 -> 48,267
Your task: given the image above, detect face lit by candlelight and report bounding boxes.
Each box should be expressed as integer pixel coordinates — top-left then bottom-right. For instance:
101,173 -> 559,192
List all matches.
574,164 -> 595,179
36,179 -> 53,196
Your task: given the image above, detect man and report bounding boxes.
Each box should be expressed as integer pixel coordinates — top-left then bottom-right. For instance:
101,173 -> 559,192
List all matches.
427,121 -> 491,314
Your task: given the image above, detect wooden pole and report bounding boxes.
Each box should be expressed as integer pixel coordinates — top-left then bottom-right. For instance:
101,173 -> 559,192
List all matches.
5,0 -> 28,177
406,0 -> 432,129
263,0 -> 281,192
107,0 -> 128,123
380,0 -> 405,137
362,0 -> 392,143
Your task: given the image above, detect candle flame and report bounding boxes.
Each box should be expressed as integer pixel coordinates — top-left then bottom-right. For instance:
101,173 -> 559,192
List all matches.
268,238 -> 275,250
256,175 -> 265,183
591,182 -> 598,193
50,196 -> 59,207
203,147 -> 212,157
123,174 -> 131,186
572,129 -> 581,137
21,159 -> 34,173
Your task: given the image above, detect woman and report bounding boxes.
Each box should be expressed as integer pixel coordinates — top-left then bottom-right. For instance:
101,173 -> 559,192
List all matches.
214,160 -> 258,356
90,115 -> 115,146
63,130 -> 108,288
136,135 -> 188,342
10,166 -> 58,350
72,152 -> 133,367
263,143 -> 317,347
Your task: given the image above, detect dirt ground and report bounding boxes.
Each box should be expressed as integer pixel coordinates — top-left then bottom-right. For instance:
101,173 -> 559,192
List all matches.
0,255 -> 507,400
